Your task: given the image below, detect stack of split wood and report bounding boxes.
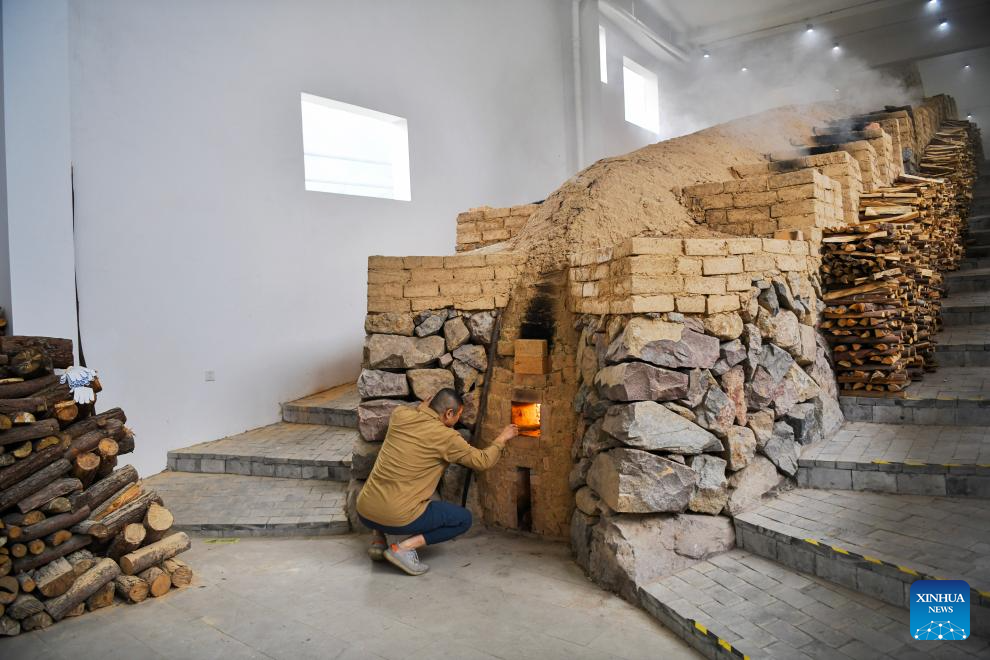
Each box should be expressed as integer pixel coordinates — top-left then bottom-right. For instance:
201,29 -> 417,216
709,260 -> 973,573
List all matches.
0,336 -> 192,637
820,117 -> 979,396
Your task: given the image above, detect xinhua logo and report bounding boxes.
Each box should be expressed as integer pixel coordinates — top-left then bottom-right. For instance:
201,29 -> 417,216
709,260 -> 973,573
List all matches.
910,580 -> 970,641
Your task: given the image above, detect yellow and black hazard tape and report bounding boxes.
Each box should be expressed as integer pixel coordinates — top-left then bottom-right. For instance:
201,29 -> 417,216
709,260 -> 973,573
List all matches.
868,458 -> 990,473
800,537 -> 990,607
689,620 -> 749,659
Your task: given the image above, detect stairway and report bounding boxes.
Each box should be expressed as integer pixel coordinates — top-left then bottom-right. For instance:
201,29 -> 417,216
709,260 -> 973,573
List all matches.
144,383 -> 359,537
633,169 -> 990,659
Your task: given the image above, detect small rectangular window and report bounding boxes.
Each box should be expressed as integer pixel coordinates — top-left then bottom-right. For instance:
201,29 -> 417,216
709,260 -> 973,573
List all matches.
300,93 -> 411,201
622,56 -> 659,133
599,26 -> 608,83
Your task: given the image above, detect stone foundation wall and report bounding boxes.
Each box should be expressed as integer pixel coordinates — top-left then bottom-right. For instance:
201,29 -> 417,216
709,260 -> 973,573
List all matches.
367,251 -> 526,313
732,151 -> 862,226
682,169 -> 843,241
455,204 -> 539,252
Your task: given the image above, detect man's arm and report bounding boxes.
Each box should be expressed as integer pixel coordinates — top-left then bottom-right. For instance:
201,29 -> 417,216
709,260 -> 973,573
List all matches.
440,425 -> 518,471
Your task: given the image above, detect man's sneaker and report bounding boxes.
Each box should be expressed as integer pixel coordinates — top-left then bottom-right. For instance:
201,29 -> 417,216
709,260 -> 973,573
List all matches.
384,544 -> 429,576
367,534 -> 387,562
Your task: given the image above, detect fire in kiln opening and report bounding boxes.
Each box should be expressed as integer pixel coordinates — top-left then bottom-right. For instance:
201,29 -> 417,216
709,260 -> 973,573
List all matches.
511,402 -> 541,438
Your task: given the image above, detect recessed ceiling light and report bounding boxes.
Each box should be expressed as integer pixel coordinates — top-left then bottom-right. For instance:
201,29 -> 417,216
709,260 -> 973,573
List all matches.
741,66 -> 748,72
703,51 -> 710,59
938,19 -> 949,29
806,24 -> 815,33
833,43 -> 841,51
967,113 -> 973,120
964,64 -> 971,69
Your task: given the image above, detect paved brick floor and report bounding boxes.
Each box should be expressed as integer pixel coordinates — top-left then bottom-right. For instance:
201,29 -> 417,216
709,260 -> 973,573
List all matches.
170,422 -> 355,468
801,422 -> 990,466
5,533 -> 699,660
740,489 -> 990,589
144,471 -> 349,536
642,549 -> 989,659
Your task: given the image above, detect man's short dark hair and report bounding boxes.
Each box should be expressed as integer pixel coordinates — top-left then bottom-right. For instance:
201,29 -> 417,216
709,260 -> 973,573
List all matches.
430,388 -> 463,414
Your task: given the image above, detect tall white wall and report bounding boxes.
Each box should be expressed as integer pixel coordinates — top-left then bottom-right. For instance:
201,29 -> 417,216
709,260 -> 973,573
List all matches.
63,0 -> 576,474
2,0 -> 78,346
0,4 -> 11,327
918,47 -> 990,154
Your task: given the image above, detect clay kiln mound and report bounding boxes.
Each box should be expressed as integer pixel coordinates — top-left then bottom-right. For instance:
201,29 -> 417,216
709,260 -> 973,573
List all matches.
510,103 -> 847,273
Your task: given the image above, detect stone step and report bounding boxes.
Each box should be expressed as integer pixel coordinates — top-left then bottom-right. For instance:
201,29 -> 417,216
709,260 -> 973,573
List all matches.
638,548 -> 988,658
946,267 -> 990,294
964,244 -> 990,259
966,229 -> 990,248
839,367 -> 990,426
936,324 -> 990,367
167,421 -> 355,481
734,489 -> 990,637
798,421 -> 990,497
968,214 -> 990,232
144,471 -> 350,537
943,291 -> 990,326
960,257 -> 990,271
281,382 -> 359,428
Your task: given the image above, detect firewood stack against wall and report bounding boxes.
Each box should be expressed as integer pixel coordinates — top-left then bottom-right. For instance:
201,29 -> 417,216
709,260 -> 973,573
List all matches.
0,336 -> 192,637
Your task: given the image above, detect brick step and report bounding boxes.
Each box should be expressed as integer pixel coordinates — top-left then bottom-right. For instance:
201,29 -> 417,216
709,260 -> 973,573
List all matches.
638,548 -> 988,659
936,323 -> 990,366
167,421 -> 355,481
946,267 -> 990,294
942,291 -> 990,326
798,422 -> 990,497
143,471 -> 349,537
839,367 -> 990,426
734,489 -> 990,637
281,382 -> 359,428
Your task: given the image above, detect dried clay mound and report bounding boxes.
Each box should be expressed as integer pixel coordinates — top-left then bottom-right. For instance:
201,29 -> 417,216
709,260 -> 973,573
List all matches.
509,103 -> 849,272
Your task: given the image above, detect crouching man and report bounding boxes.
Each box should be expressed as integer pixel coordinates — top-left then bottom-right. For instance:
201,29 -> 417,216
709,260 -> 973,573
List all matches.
356,388 -> 517,576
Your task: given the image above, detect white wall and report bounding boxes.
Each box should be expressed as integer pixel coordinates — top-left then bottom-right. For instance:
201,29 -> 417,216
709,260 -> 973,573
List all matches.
918,47 -> 990,154
62,0 -> 575,474
0,4 -> 11,327
2,0 -> 78,346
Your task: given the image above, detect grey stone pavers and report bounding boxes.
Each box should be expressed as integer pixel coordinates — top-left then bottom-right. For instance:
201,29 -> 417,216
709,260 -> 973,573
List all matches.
281,383 -> 360,427
947,269 -> 990,294
943,291 -> 990,326
798,422 -> 990,497
639,549 -> 988,659
144,471 -> 349,537
735,488 -> 990,635
839,367 -> 990,427
937,323 -> 990,366
167,421 -> 355,481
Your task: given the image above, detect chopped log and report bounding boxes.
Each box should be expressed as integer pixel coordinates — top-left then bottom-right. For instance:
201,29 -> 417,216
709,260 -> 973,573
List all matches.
41,496 -> 71,514
34,557 -> 75,598
26,540 -> 44,556
53,400 -> 78,424
64,420 -> 125,460
108,523 -> 145,561
11,412 -> 35,425
7,593 -> 42,620
18,506 -> 90,543
44,557 -> 120,621
15,572 -> 34,594
120,532 -> 190,575
96,454 -> 117,478
0,374 -> 59,400
0,615 -> 20,636
0,457 -> 71,510
86,580 -> 115,611
0,555 -> 9,578
63,602 -> 85,618
143,503 -> 173,543
73,452 -> 100,486
22,511 -> 44,526
10,441 -> 31,459
0,417 -> 10,432
17,476 -> 82,513
45,530 -> 72,547
0,337 -> 73,368
62,408 -> 126,440
5,525 -> 20,541
34,435 -> 61,452
114,574 -> 149,603
21,610 -> 54,631
162,557 -> 193,588
79,490 -> 160,541
0,444 -> 62,490
66,549 -> 95,577
0,397 -> 45,416
12,533 -> 90,573
0,576 -> 17,604
0,418 -> 59,448
9,544 -> 26,558
68,464 -> 139,512
117,428 -> 135,455
97,438 -> 119,459
93,482 -> 141,521
0,453 -> 12,467
139,566 -> 171,598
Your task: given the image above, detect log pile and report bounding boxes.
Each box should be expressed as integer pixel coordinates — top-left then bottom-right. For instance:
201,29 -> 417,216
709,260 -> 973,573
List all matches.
0,336 -> 192,637
819,116 -> 979,396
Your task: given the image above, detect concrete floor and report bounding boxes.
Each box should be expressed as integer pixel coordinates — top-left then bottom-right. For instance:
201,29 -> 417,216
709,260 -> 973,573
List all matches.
5,532 -> 700,660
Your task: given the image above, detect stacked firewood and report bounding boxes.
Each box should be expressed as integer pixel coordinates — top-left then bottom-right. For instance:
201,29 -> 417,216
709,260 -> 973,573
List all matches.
0,336 -> 191,636
819,117 -> 978,396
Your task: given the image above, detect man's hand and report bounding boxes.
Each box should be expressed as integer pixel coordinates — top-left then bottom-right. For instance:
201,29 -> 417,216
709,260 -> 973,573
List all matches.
494,424 -> 519,446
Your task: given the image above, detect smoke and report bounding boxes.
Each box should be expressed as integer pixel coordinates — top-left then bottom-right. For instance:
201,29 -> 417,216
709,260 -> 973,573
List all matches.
658,29 -> 921,140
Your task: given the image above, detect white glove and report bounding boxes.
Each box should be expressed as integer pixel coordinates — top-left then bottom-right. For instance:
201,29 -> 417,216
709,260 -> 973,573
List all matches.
60,366 -> 99,404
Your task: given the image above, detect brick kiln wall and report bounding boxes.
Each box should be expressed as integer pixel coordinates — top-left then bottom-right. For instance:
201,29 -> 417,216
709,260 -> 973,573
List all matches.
455,204 -> 540,253
566,236 -> 843,600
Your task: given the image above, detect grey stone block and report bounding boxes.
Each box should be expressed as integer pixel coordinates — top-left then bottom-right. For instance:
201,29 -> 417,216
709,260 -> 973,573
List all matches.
814,554 -> 858,591
250,462 -> 276,477
851,470 -> 897,493
200,458 -> 227,473
737,524 -> 778,561
805,467 -> 853,490
855,567 -> 904,607
301,465 -> 330,479
275,464 -> 303,479
895,473 -> 947,496
776,541 -> 817,575
175,458 -> 200,472
947,476 -> 990,498
873,406 -> 912,424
